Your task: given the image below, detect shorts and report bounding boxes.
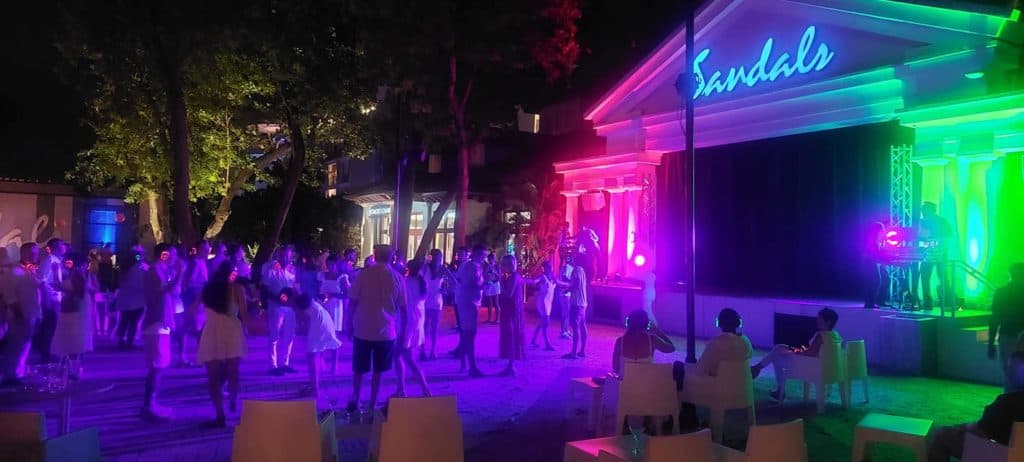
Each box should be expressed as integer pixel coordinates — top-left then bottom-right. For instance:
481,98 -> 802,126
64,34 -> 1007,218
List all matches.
353,337 -> 394,374
570,305 -> 587,322
144,333 -> 172,369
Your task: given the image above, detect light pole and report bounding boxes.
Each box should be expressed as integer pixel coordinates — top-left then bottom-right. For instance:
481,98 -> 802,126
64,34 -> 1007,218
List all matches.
684,1 -> 699,364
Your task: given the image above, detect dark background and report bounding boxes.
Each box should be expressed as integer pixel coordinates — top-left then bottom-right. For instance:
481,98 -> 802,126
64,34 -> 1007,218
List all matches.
690,121 -> 912,299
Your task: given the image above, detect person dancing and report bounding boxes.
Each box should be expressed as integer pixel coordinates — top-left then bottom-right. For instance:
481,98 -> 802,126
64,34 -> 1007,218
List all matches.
529,261 -> 556,351
455,245 -> 486,377
198,262 -> 248,427
422,249 -> 446,360
394,259 -> 430,397
283,289 -> 340,399
52,252 -> 96,381
498,254 -> 526,376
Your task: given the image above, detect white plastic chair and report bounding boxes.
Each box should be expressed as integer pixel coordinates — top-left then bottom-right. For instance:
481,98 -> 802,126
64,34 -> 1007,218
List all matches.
644,429 -> 715,462
679,360 -> 756,442
0,412 -> 102,462
745,419 -> 807,462
613,363 -> 680,436
845,340 -> 870,404
232,400 -> 321,462
371,395 -> 464,462
597,450 -> 629,462
776,340 -> 848,413
962,422 -> 1024,462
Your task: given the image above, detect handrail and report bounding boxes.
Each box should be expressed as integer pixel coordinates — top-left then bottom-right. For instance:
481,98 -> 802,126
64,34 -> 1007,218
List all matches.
952,260 -> 998,292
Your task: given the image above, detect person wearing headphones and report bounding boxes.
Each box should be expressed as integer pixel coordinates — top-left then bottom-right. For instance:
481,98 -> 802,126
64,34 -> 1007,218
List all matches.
611,309 -> 676,377
695,308 -> 753,377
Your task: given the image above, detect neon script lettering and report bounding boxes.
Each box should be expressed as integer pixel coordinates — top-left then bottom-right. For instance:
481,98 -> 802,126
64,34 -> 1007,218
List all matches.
692,25 -> 834,101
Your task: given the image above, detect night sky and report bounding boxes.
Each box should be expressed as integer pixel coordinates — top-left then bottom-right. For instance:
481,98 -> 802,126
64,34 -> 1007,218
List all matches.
2,0 -> 1013,182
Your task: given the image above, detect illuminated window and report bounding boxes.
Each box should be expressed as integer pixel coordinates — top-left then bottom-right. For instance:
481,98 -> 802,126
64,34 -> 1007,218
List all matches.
86,208 -> 118,252
326,162 -> 338,186
325,189 -> 337,198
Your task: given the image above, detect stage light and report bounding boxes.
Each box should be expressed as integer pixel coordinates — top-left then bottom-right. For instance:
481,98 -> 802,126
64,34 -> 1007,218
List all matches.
964,71 -> 985,80
633,254 -> 647,268
885,230 -> 899,246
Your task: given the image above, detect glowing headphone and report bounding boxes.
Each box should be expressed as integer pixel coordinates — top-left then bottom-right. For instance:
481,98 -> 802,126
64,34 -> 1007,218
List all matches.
715,312 -> 743,330
625,313 -> 652,332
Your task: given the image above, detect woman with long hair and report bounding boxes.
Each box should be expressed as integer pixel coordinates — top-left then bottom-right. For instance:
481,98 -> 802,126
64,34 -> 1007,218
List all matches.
53,252 -> 96,380
497,254 -> 526,376
422,249 -> 446,360
394,259 -> 431,397
198,261 -> 249,427
284,289 -> 340,398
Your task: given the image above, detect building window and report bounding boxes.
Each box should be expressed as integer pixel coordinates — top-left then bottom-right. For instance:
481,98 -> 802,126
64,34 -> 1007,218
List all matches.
326,188 -> 337,198
86,208 -> 119,252
432,210 -> 456,261
504,210 -> 532,255
326,162 -> 338,186
407,212 -> 425,258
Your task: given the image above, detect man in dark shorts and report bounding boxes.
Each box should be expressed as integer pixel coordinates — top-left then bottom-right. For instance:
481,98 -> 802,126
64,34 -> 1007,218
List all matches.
348,245 -> 406,415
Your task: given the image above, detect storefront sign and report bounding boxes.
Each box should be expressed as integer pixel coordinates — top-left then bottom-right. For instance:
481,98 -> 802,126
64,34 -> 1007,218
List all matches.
692,25 -> 834,101
367,204 -> 392,217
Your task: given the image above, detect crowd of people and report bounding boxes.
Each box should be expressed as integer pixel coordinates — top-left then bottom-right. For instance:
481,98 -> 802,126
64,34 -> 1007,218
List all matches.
0,236 -> 597,426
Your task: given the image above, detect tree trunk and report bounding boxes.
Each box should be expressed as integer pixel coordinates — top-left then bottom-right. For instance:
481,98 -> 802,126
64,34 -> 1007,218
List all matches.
252,115 -> 306,281
415,189 -> 455,260
394,153 -> 416,259
454,144 -> 469,247
204,144 -> 293,240
164,61 -> 197,245
145,190 -> 166,244
448,55 -> 474,248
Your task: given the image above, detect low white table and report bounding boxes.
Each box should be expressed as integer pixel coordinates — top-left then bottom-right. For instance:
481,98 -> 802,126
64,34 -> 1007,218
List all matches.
564,435 -> 645,462
567,377 -> 605,433
852,413 -> 932,462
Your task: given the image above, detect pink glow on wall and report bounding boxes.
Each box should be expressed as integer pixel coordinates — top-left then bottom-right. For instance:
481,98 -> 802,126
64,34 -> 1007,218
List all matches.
627,191 -> 637,260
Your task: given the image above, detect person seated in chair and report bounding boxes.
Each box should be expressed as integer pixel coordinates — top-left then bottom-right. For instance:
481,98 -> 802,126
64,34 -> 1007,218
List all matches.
750,308 -> 841,401
694,308 -> 753,378
928,351 -> 1024,462
611,309 -> 676,377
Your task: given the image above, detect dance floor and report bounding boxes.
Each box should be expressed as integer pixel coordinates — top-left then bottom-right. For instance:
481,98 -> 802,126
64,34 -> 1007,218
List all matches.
0,309 -> 1003,462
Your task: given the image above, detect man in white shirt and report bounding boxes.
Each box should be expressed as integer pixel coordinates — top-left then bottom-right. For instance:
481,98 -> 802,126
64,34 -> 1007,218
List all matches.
262,246 -> 297,375
348,245 -> 407,412
116,250 -> 148,349
561,256 -> 589,359
3,243 -> 42,386
695,308 -> 753,377
36,238 -> 66,363
141,243 -> 183,420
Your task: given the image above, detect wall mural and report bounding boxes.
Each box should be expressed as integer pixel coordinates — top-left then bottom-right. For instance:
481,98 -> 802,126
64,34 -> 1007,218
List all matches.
0,193 -> 72,260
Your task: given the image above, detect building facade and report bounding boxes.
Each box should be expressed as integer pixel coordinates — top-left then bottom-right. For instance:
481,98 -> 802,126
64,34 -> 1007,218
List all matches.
560,0 -> 1023,304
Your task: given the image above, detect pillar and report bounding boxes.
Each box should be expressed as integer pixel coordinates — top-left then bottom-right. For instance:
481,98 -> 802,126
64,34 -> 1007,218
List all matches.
563,192 -> 580,235
607,189 -> 628,278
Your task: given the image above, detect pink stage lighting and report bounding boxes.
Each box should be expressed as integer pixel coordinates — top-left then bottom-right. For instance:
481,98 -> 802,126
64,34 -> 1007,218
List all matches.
633,254 -> 647,268
885,230 -> 899,247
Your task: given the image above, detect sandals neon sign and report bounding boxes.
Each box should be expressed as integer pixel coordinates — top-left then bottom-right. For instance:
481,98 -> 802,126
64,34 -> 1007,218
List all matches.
692,25 -> 834,101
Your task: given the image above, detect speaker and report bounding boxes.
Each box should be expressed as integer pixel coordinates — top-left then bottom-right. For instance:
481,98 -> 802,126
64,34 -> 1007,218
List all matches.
581,191 -> 606,211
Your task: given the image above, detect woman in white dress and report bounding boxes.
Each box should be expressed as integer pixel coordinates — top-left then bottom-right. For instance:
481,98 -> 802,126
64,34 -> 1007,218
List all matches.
284,289 -> 340,398
528,261 -> 556,351
394,259 -> 430,398
53,252 -> 96,380
318,255 -> 348,373
198,261 -> 249,427
422,249 -> 446,360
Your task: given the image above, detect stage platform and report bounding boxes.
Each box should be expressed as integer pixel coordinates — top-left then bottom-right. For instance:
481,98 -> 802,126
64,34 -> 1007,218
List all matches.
589,282 -> 1001,385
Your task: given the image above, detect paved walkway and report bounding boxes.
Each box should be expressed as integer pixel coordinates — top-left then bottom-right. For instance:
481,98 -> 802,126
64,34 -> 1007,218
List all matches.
0,309 -> 1002,462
